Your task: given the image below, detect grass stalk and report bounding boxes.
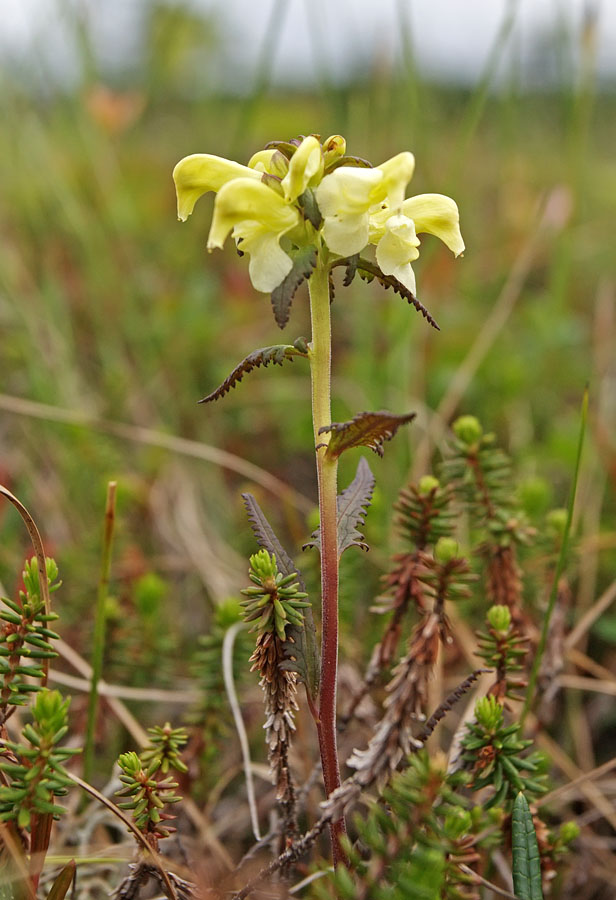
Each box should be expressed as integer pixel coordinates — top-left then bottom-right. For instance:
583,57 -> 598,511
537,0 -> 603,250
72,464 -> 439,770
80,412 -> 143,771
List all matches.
521,388 -> 588,729
83,481 -> 117,785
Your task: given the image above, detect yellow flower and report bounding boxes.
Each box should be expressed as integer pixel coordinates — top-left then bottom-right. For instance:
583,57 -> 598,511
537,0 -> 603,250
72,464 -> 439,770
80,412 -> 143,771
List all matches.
173,136 -> 464,296
173,136 -> 322,293
369,193 -> 464,294
314,152 -> 415,256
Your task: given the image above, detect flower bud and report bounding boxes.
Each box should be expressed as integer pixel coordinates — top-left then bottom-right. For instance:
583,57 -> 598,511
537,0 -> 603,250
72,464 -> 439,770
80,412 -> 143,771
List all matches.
434,536 -> 459,564
453,415 -> 483,445
487,604 -> 511,633
418,474 -> 440,495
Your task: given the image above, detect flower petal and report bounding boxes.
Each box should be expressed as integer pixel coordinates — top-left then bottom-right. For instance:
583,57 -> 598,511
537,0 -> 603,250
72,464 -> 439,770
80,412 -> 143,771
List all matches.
173,154 -> 261,221
375,214 -> 420,294
316,166 -> 383,256
315,166 -> 383,218
247,149 -> 278,173
208,178 -> 300,250
322,213 -> 370,258
234,222 -> 294,293
375,151 -> 415,208
401,193 -> 465,256
281,136 -> 323,201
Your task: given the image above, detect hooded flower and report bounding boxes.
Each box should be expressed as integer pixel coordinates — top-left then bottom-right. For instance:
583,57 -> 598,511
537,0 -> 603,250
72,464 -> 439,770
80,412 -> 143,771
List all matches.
367,193 -> 464,294
173,136 -> 323,293
314,151 -> 415,257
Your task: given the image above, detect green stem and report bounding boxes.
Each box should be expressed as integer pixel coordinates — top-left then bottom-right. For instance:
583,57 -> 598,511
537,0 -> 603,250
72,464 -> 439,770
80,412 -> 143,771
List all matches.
83,481 -> 117,785
307,259 -> 347,864
520,387 -> 588,730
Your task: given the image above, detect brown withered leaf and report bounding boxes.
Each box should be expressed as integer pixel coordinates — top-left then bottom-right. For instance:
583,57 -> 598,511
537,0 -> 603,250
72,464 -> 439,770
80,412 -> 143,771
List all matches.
319,411 -> 416,459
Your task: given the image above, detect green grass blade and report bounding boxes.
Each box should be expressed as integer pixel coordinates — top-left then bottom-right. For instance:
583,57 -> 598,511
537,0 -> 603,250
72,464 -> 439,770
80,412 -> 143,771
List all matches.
521,386 -> 588,728
512,792 -> 544,900
83,482 -> 117,785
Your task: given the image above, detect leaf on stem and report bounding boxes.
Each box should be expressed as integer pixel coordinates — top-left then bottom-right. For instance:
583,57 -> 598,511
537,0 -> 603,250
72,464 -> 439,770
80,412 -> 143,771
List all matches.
199,342 -> 308,403
512,792 -> 544,900
270,245 -> 318,328
319,411 -> 416,460
342,254 -> 359,287
242,494 -> 319,699
46,860 -> 76,900
304,457 -> 375,557
328,254 -> 439,328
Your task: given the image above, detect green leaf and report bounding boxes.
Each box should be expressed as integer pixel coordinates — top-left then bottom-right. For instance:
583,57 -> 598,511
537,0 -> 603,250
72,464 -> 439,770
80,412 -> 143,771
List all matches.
242,494 -> 319,698
46,860 -> 76,900
304,457 -> 375,557
512,792 -> 544,900
270,244 -> 317,328
199,342 -> 307,404
320,410 -> 416,459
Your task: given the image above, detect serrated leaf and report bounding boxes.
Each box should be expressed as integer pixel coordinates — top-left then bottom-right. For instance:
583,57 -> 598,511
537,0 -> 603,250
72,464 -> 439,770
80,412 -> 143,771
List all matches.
342,254 -> 359,287
512,792 -> 544,900
304,457 -> 375,558
46,860 -> 76,900
198,342 -> 307,403
242,494 -> 319,698
270,245 -> 317,328
355,257 -> 440,330
319,410 -> 416,459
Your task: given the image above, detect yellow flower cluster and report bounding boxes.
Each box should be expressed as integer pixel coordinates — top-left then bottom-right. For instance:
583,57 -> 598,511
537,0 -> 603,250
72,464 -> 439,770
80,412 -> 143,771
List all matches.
173,135 -> 464,295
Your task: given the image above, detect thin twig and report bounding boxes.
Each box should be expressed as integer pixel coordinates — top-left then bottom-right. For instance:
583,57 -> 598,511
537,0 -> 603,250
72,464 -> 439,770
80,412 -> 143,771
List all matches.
411,187 -> 571,478
565,579 -> 616,650
458,865 -> 521,900
557,674 -> 616,697
232,817 -> 331,900
541,756 -> 616,806
521,387 -> 588,729
222,622 -> 262,842
0,484 -> 52,685
0,393 -> 312,513
65,772 -> 178,900
55,637 -> 149,746
47,668 -> 201,703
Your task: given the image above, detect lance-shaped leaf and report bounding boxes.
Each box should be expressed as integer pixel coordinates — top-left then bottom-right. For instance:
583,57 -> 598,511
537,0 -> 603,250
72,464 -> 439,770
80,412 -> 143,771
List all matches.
270,244 -> 317,328
46,860 -> 76,900
242,494 -> 319,699
319,410 -> 416,459
304,457 -> 375,558
512,792 -> 544,900
199,340 -> 308,403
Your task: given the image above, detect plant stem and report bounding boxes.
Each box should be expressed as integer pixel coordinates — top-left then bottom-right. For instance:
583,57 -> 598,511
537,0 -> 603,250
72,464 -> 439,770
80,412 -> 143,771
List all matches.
84,481 -> 117,785
521,387 -> 588,730
307,258 -> 347,864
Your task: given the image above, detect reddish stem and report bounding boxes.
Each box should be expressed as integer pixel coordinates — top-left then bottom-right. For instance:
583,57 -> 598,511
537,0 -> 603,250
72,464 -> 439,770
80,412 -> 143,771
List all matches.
307,259 -> 348,865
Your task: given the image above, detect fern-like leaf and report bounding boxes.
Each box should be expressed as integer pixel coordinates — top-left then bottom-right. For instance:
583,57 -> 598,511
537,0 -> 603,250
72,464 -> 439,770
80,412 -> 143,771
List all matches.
242,494 -> 319,699
270,245 -> 317,328
356,257 -> 440,330
304,457 -> 375,557
319,411 -> 416,459
199,341 -> 307,403
512,792 -> 544,900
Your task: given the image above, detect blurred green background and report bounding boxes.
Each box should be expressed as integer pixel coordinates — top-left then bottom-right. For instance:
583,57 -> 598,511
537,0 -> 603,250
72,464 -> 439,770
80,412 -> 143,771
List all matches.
0,1 -> 614,704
